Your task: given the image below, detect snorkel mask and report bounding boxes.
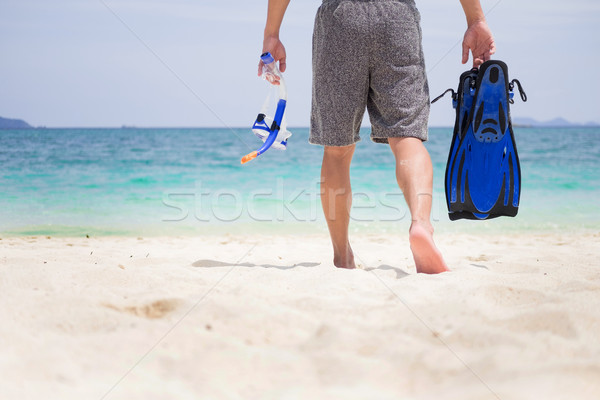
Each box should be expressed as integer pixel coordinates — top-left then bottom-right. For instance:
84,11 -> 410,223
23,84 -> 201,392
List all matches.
241,52 -> 291,164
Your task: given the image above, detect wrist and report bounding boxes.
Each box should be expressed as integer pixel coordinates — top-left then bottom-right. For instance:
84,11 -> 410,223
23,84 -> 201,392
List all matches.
264,30 -> 280,40
467,17 -> 486,28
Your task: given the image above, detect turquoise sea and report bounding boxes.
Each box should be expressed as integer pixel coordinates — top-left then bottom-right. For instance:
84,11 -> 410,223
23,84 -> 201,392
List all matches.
1,127 -> 598,236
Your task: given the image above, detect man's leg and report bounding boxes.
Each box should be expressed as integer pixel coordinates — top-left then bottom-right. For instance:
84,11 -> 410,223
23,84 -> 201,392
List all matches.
388,137 -> 449,274
320,144 -> 356,269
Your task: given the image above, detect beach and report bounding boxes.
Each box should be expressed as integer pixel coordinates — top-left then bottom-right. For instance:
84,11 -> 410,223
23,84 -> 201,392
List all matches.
1,127 -> 599,398
3,0 -> 600,396
2,232 -> 599,399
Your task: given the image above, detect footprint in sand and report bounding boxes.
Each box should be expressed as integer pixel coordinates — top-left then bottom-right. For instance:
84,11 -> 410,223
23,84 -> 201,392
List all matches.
103,299 -> 180,319
479,285 -> 557,307
494,310 -> 578,339
467,254 -> 489,262
559,280 -> 600,293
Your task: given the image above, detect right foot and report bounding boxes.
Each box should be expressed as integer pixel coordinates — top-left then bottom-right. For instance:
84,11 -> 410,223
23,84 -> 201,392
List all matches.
409,221 -> 449,274
333,245 -> 356,269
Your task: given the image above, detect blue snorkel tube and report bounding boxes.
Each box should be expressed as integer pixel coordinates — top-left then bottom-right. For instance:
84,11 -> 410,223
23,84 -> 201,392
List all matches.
241,52 -> 291,164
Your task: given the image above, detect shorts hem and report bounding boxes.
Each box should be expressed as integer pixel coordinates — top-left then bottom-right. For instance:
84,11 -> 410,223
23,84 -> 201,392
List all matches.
309,136 -> 362,147
370,129 -> 428,144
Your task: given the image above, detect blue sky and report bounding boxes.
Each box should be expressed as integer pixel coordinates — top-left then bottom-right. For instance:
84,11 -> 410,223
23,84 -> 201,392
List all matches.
1,0 -> 599,127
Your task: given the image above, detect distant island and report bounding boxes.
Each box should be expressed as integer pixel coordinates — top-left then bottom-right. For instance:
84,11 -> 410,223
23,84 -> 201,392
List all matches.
2,115 -> 598,129
0,116 -> 32,129
512,117 -> 600,128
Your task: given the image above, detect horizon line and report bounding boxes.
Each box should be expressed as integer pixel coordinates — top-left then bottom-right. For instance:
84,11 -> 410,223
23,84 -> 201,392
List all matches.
3,124 -> 600,130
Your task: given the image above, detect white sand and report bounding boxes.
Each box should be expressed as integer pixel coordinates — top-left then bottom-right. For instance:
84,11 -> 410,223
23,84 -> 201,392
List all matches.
1,232 -> 599,399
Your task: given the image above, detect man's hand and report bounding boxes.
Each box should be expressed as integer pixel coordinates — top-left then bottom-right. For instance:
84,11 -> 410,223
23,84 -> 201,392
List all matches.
257,35 -> 286,85
462,20 -> 496,68
259,35 -> 287,75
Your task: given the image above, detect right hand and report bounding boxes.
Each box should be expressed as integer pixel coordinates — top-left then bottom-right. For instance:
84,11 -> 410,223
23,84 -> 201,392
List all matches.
461,20 -> 496,68
258,35 -> 287,84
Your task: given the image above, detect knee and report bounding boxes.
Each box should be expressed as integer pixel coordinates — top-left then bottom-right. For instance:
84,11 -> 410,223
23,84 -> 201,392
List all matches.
323,145 -> 355,161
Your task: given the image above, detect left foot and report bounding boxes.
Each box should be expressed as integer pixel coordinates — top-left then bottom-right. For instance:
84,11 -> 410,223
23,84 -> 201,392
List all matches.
409,221 -> 449,274
333,244 -> 356,269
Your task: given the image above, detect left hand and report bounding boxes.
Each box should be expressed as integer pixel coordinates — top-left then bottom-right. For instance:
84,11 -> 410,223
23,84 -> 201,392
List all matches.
462,20 -> 496,67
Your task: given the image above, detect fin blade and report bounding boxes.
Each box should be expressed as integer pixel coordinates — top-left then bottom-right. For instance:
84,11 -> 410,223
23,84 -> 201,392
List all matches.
444,60 -> 522,220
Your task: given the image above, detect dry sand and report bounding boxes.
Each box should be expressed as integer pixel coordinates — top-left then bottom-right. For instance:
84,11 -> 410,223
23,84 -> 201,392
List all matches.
1,232 -> 599,399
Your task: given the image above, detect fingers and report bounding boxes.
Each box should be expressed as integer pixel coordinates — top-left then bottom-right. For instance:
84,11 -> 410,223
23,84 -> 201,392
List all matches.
279,57 -> 286,73
474,46 -> 486,67
464,43 -> 494,67
259,55 -> 286,75
266,75 -> 281,85
486,41 -> 496,61
462,41 -> 469,65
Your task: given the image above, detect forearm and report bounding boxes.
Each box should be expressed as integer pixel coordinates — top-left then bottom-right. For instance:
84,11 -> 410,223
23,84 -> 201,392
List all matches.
459,0 -> 486,26
264,0 -> 290,39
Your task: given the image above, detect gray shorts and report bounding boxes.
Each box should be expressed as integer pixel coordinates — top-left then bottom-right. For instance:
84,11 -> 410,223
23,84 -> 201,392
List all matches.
309,0 -> 430,146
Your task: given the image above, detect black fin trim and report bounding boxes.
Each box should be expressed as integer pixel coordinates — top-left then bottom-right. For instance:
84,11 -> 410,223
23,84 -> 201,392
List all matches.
431,88 -> 456,104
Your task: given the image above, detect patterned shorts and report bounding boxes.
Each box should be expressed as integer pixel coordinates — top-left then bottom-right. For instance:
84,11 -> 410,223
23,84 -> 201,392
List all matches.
309,0 -> 430,146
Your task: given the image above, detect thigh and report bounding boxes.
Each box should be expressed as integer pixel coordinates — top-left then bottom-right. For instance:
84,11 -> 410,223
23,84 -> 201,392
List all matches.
310,1 -> 370,147
367,1 -> 430,143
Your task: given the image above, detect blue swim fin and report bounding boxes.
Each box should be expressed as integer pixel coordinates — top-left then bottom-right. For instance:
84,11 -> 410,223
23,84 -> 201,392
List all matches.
433,60 -> 527,220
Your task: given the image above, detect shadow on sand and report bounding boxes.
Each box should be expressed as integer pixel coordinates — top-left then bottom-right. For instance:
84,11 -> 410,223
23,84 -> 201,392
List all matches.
192,260 -> 410,278
364,264 -> 410,279
192,259 -> 320,270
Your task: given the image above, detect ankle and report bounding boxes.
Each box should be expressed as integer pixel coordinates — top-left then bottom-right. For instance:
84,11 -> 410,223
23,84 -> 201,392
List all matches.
333,243 -> 355,269
410,219 -> 434,236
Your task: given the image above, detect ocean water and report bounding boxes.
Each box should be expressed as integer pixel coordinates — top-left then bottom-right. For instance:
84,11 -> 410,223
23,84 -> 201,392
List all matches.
1,127 -> 598,236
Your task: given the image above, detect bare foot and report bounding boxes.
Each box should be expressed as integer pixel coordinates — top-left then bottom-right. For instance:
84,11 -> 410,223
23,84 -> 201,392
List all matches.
333,244 -> 356,269
409,221 -> 449,274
